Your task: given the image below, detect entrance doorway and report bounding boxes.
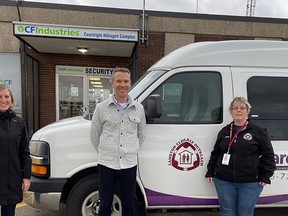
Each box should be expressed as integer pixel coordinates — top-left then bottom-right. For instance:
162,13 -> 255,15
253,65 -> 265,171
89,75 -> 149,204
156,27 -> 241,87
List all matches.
56,66 -> 113,121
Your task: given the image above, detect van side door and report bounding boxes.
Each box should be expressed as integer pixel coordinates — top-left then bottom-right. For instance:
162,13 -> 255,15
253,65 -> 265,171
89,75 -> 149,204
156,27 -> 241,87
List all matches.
137,67 -> 233,207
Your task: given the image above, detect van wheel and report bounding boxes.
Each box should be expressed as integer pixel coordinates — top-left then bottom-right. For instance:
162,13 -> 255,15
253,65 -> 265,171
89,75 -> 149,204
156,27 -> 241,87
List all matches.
66,174 -> 122,216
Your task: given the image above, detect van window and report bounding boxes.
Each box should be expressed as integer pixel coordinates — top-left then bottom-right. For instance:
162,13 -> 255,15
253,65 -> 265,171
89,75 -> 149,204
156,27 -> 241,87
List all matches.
247,76 -> 288,140
145,71 -> 222,124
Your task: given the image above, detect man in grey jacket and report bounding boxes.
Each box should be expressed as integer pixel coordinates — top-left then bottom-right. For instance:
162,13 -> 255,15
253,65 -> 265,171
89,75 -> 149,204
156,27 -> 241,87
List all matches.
90,67 -> 146,216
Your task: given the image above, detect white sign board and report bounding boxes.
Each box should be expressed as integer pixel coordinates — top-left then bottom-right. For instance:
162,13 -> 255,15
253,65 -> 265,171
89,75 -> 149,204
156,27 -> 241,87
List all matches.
56,65 -> 114,78
14,22 -> 138,42
70,87 -> 79,97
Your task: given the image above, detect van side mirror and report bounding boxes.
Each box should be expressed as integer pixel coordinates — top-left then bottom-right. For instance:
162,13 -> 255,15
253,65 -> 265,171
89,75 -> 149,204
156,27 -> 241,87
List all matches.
145,94 -> 162,119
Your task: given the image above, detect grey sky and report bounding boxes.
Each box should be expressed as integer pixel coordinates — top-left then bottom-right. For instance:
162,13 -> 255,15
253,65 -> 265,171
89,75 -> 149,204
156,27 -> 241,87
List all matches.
25,0 -> 288,18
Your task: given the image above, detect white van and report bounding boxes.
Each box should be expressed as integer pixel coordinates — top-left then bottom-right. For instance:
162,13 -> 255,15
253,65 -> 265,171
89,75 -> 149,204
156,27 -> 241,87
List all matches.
25,40 -> 288,215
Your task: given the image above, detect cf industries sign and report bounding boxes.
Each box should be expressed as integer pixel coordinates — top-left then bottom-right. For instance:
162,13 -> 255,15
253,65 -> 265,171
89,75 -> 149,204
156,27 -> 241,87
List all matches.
13,22 -> 138,42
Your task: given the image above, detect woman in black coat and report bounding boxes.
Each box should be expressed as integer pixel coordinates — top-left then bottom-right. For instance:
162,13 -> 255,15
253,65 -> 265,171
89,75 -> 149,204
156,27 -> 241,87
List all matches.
0,84 -> 31,216
205,97 -> 275,216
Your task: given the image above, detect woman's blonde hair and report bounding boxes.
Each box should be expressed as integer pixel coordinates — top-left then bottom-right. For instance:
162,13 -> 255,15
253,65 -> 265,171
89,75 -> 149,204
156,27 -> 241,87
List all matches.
229,96 -> 251,112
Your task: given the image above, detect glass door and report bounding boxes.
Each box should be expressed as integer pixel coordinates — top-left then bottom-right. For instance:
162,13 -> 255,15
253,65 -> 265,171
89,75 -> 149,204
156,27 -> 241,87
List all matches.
57,75 -> 84,120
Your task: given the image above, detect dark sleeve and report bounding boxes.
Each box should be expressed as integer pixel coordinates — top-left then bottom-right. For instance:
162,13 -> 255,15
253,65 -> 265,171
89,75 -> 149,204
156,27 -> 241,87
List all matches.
205,131 -> 223,178
19,120 -> 32,179
259,128 -> 276,184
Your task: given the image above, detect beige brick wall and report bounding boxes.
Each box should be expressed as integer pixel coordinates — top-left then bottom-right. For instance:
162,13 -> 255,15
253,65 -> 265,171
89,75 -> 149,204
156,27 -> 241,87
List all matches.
0,22 -> 19,53
0,6 -> 19,52
165,33 -> 195,55
0,5 -> 18,21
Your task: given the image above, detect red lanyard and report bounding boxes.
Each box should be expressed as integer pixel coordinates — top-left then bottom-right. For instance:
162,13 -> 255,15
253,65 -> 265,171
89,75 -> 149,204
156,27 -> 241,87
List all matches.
227,121 -> 248,153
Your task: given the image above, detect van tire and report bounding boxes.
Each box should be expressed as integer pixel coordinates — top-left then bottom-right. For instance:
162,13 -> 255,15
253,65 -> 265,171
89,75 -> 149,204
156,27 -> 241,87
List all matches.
66,173 -> 146,216
66,174 -> 122,216
66,174 -> 99,216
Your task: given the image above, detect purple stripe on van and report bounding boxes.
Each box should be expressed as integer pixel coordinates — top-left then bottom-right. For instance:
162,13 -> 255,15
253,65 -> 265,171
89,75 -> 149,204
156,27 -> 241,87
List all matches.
145,188 -> 288,206
257,194 -> 288,204
145,188 -> 219,206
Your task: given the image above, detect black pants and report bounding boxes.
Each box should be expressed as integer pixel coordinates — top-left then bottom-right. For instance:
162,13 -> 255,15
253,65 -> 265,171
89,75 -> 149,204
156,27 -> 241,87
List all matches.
1,204 -> 16,216
98,164 -> 137,216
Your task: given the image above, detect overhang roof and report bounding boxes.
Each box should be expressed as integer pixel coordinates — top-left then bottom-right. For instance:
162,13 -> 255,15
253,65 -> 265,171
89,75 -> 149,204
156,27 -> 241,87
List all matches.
13,22 -> 138,57
18,36 -> 137,57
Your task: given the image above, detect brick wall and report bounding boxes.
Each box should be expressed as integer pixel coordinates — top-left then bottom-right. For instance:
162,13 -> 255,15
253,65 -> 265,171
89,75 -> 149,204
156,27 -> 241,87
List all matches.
137,32 -> 165,76
195,34 -> 253,42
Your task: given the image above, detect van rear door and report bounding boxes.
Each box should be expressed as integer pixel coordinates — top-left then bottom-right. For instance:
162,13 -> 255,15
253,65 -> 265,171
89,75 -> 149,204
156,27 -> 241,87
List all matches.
232,67 -> 288,206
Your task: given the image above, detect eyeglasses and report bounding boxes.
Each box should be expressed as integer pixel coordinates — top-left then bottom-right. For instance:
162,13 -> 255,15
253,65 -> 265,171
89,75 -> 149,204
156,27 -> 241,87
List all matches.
231,107 -> 247,111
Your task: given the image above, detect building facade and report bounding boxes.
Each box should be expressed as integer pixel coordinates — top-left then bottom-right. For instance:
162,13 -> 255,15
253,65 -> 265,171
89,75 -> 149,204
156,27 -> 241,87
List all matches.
1,0 -> 288,136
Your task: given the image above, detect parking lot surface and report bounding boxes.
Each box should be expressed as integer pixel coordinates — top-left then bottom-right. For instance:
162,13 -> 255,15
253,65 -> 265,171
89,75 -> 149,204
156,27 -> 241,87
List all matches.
15,203 -> 288,216
148,207 -> 288,215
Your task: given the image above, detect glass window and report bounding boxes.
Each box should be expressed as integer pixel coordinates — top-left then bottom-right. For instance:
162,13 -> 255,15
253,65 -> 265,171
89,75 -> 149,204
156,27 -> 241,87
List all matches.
58,75 -> 84,120
247,76 -> 288,140
144,71 -> 222,124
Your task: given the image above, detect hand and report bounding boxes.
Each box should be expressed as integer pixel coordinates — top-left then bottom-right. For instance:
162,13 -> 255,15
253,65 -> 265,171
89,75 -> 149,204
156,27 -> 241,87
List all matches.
22,179 -> 31,192
259,181 -> 267,187
207,177 -> 214,183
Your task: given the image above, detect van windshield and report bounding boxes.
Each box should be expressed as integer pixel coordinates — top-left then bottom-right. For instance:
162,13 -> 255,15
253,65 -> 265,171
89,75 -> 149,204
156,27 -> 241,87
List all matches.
129,70 -> 167,100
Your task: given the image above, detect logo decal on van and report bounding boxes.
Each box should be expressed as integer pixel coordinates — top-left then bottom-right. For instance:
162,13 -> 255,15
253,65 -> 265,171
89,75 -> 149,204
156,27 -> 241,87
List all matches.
168,138 -> 203,171
275,153 -> 288,170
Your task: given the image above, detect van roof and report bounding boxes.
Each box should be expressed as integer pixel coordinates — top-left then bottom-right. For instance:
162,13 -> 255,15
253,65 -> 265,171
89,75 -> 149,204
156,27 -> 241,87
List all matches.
149,40 -> 288,70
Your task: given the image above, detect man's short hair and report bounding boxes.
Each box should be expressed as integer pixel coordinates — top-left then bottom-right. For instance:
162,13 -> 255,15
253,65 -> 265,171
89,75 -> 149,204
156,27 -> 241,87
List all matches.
112,67 -> 131,81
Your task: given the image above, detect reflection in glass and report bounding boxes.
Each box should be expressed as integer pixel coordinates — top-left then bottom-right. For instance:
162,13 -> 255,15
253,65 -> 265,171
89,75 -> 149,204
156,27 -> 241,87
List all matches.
88,76 -> 113,114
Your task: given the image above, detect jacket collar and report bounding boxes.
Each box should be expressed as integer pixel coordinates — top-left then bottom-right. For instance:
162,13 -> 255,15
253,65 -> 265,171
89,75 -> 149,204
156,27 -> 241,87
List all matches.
0,109 -> 16,120
108,94 -> 134,107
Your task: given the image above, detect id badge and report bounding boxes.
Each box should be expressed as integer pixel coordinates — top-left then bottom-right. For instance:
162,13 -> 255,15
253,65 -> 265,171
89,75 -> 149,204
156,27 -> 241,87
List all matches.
222,153 -> 230,165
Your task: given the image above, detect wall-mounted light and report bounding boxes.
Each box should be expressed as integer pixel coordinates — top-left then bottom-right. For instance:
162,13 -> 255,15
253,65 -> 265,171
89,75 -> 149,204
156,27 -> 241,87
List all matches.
77,47 -> 88,54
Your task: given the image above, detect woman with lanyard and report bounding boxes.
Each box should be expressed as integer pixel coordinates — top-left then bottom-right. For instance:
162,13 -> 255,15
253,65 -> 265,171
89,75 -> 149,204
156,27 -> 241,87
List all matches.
205,97 -> 275,216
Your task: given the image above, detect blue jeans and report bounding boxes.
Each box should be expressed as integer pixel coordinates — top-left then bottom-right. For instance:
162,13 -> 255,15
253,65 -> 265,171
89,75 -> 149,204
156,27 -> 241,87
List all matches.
214,178 -> 263,216
1,204 -> 16,216
98,165 -> 137,216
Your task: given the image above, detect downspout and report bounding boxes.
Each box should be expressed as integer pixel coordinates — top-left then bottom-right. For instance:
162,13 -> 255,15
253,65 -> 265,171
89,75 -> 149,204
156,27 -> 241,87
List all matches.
140,0 -> 148,45
141,0 -> 145,44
